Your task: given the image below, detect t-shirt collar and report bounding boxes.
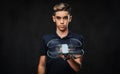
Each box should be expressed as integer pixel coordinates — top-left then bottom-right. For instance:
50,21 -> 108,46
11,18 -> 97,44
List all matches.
52,30 -> 73,39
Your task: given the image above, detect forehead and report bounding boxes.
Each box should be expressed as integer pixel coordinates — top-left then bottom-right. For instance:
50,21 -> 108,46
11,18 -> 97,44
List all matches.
54,11 -> 70,16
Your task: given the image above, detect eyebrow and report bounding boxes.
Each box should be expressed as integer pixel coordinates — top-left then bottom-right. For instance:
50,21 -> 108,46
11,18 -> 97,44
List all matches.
56,16 -> 68,19
56,16 -> 68,17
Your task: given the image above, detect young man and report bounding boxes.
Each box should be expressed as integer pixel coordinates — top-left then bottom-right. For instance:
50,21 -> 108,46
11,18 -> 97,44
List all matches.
38,2 -> 84,74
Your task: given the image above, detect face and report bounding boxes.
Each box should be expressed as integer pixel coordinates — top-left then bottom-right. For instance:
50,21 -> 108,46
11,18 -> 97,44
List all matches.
53,11 -> 72,32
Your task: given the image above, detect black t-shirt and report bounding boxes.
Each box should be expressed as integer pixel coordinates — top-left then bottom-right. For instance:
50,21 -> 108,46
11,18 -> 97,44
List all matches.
39,31 -> 84,74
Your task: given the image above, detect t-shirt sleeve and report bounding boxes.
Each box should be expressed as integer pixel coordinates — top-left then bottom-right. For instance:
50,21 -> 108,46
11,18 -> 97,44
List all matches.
39,37 -> 47,56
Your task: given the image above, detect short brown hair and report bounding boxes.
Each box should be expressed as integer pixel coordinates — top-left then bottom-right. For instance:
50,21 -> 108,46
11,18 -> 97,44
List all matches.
53,3 -> 71,15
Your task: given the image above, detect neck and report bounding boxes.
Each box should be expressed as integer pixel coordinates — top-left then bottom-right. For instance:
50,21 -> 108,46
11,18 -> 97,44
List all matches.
56,29 -> 69,38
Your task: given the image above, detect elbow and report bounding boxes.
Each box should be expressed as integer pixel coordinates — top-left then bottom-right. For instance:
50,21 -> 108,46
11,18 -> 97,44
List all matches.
38,64 -> 45,74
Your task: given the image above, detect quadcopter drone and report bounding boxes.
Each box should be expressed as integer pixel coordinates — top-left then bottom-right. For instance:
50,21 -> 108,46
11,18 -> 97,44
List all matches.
47,38 -> 84,59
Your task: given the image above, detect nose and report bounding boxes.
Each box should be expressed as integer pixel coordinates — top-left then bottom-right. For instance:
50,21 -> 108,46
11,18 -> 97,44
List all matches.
60,19 -> 64,24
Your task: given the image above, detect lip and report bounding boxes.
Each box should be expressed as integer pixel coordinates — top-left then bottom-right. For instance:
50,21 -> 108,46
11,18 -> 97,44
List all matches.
60,27 -> 65,28
60,25 -> 65,27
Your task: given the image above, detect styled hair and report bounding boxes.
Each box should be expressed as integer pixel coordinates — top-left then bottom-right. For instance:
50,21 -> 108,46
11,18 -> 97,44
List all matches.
53,3 -> 71,15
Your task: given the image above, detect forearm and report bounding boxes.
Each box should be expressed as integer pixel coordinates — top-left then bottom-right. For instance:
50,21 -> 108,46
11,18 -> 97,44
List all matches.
67,58 -> 81,72
38,55 -> 46,74
38,65 -> 45,74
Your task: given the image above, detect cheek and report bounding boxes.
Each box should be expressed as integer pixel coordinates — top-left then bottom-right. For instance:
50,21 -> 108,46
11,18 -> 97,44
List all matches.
55,21 -> 60,26
65,20 -> 70,24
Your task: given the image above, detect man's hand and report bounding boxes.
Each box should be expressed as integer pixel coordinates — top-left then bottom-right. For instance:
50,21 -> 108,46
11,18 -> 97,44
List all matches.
59,54 -> 75,60
59,53 -> 82,72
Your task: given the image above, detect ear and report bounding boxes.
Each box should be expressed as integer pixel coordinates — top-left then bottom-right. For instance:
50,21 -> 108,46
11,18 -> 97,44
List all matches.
69,15 -> 72,22
52,16 -> 55,22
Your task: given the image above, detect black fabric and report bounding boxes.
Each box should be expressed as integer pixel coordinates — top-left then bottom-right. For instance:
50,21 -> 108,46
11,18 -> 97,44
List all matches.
39,31 -> 84,74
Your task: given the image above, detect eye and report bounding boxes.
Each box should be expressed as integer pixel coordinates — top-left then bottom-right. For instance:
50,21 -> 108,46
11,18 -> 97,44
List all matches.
56,16 -> 61,20
63,16 -> 68,20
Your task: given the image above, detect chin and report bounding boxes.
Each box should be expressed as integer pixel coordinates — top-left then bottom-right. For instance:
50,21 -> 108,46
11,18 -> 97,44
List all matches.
60,29 -> 66,32
58,27 -> 67,32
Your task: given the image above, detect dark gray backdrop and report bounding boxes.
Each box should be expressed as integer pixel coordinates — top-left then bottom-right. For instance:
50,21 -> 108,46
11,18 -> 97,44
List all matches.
1,0 -> 120,74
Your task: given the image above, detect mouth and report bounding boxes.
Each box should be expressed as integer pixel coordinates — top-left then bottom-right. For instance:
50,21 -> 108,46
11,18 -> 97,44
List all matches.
60,27 -> 65,29
60,25 -> 65,28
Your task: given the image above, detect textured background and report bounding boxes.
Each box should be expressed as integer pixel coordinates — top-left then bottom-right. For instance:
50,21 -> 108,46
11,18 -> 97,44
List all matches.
1,0 -> 120,74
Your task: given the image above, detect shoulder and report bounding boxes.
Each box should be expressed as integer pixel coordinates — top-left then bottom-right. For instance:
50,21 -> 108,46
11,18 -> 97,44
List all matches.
42,34 -> 53,39
41,33 -> 55,42
71,32 -> 84,40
